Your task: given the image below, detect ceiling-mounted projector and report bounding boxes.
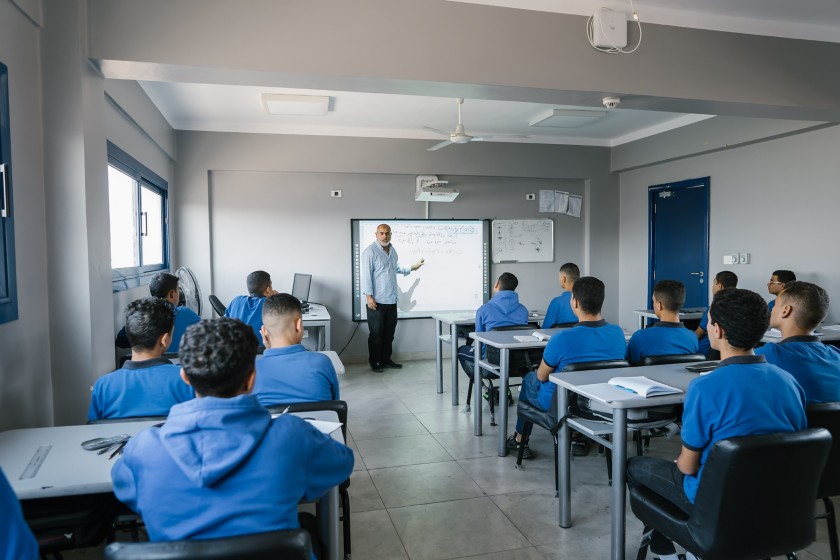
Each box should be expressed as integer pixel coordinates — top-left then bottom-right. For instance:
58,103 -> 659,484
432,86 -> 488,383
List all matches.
416,175 -> 459,202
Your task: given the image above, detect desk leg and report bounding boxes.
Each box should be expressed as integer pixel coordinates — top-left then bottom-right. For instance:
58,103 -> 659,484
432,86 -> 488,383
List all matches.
324,322 -> 331,351
638,315 -> 644,331
474,343 -> 482,436
611,410 -> 628,560
435,319 -> 443,395
498,349 -> 509,457
450,322 -> 459,406
319,486 -> 340,560
558,387 -> 571,528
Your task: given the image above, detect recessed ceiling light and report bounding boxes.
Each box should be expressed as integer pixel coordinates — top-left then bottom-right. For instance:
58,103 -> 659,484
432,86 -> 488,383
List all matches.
529,108 -> 608,128
261,94 -> 331,116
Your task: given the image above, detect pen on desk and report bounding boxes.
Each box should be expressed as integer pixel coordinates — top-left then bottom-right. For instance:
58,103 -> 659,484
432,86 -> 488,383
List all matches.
109,440 -> 127,460
279,406 -> 290,416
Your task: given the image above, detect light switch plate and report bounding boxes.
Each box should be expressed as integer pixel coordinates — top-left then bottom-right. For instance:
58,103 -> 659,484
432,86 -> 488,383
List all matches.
723,254 -> 736,265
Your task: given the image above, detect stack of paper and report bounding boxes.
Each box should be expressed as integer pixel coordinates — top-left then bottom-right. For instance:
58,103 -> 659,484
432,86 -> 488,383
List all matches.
608,376 -> 682,397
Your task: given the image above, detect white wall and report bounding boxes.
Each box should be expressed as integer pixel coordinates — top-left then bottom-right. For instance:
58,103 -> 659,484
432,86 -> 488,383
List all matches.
618,124 -> 840,332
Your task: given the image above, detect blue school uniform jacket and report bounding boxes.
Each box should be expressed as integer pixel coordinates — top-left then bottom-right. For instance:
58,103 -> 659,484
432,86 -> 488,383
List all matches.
0,468 -> 38,560
111,394 -> 354,542
542,291 -> 578,328
88,358 -> 195,420
169,306 -> 201,352
626,321 -> 699,364
756,336 -> 840,404
225,295 -> 267,346
475,290 -> 529,332
254,344 -> 340,406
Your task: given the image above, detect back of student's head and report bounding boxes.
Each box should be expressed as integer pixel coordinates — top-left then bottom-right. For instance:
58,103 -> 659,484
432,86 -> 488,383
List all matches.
653,280 -> 685,312
246,270 -> 271,296
149,272 -> 179,299
779,281 -> 830,331
571,276 -> 605,315
715,270 -> 738,289
497,272 -> 518,292
179,318 -> 258,398
559,263 -> 580,282
125,297 -> 175,351
773,269 -> 797,284
262,293 -> 302,326
709,288 -> 769,350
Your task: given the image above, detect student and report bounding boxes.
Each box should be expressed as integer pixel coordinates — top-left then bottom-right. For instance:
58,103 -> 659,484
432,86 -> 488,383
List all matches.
254,293 -> 339,406
767,269 -> 796,311
541,262 -> 580,329
694,270 -> 737,357
90,298 -> 194,420
509,276 -> 626,458
115,272 -> 201,352
224,270 -> 278,346
756,281 -> 840,404
627,288 -> 806,560
0,468 -> 38,560
626,280 -> 698,364
112,318 -> 354,546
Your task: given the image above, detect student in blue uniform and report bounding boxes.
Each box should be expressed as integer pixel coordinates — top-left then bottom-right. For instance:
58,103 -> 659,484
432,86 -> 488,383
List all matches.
112,318 -> 354,550
694,270 -> 737,358
767,269 -> 796,311
756,281 -> 840,404
627,288 -> 806,560
254,293 -> 339,406
0,468 -> 38,560
626,280 -> 698,364
90,298 -> 194,420
115,271 -> 201,352
224,270 -> 277,346
509,276 -> 626,458
541,262 -> 580,329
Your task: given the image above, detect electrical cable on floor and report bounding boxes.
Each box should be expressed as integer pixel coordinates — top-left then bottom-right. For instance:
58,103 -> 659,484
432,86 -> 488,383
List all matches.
337,321 -> 361,357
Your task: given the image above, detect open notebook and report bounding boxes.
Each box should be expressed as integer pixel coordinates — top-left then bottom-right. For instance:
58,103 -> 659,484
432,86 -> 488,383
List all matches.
575,376 -> 682,403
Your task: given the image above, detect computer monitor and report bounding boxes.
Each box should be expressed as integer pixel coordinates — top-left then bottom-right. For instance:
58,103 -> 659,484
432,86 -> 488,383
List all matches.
291,273 -> 312,308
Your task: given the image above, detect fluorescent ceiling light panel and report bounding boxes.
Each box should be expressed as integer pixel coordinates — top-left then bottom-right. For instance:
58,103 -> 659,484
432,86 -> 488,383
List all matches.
529,108 -> 608,128
262,94 -> 331,116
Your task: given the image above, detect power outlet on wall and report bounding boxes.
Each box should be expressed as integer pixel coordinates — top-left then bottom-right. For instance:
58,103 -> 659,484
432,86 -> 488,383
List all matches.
525,193 -> 535,201
330,190 -> 342,198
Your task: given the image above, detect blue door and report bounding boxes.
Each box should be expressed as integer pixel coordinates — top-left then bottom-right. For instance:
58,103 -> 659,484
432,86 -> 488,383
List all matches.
648,177 -> 709,313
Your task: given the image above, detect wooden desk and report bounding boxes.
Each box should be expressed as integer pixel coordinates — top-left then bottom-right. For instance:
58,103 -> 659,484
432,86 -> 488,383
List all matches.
549,363 -> 698,560
633,308 -> 705,331
303,304 -> 331,351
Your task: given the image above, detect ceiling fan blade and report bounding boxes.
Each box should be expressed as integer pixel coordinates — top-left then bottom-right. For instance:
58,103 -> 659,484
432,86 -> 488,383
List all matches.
427,139 -> 453,151
421,126 -> 452,137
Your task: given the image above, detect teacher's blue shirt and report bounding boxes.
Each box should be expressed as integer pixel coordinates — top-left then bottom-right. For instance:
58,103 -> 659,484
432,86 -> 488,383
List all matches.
361,242 -> 411,305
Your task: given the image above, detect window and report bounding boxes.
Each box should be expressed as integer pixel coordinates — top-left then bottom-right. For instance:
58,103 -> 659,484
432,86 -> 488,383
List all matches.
0,61 -> 18,324
107,141 -> 169,290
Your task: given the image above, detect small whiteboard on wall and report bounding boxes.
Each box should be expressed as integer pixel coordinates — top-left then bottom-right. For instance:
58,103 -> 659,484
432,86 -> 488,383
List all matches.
491,219 -> 554,263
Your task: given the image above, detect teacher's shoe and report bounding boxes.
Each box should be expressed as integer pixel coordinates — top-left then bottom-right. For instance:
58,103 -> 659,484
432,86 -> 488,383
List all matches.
383,360 -> 403,369
371,363 -> 384,372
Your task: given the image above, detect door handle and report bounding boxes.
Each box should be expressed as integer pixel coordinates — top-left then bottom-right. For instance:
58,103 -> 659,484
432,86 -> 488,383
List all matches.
0,163 -> 9,218
690,271 -> 704,276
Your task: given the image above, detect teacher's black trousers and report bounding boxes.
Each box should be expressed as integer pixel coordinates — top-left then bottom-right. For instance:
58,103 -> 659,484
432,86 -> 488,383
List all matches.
367,303 -> 397,368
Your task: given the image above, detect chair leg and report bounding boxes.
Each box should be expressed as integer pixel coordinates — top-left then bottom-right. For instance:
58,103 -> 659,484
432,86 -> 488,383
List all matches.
553,433 -> 559,498
824,496 -> 839,560
635,431 -> 643,457
340,487 -> 351,559
488,380 -> 496,426
636,525 -> 652,560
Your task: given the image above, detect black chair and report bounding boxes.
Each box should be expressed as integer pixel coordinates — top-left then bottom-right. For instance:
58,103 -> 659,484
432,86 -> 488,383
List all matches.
806,402 -> 840,560
102,528 -> 312,560
630,429 -> 832,560
515,359 -> 630,495
637,353 -> 707,367
266,400 -> 351,560
209,294 -> 226,316
22,493 -> 122,558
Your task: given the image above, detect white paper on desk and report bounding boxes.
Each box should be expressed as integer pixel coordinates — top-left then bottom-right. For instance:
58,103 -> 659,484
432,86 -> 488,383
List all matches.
764,328 -> 782,338
514,335 -> 540,342
819,325 -> 840,332
531,331 -> 551,341
305,419 -> 343,435
574,383 -> 646,404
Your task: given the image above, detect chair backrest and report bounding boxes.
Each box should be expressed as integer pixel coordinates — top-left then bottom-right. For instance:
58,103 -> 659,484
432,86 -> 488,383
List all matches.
687,428 -> 832,559
486,323 -> 542,374
208,294 -> 227,316
806,402 -> 840,498
103,528 -> 312,560
562,359 -> 630,372
638,354 -> 707,366
549,321 -> 577,329
265,400 -> 348,441
87,415 -> 166,425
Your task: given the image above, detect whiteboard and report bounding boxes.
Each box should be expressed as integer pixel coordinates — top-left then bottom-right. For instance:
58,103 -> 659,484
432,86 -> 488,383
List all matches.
492,219 -> 554,263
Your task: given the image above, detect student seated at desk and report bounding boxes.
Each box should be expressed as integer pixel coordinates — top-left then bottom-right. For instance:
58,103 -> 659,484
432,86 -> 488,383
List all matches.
756,281 -> 840,404
112,318 -> 354,551
767,268 -> 796,312
254,293 -> 339,406
115,272 -> 200,353
694,270 -> 737,358
627,288 -> 806,560
541,262 -> 579,329
224,270 -> 278,346
626,280 -> 698,365
1,468 -> 38,560
90,298 -> 194,420
509,276 -> 626,459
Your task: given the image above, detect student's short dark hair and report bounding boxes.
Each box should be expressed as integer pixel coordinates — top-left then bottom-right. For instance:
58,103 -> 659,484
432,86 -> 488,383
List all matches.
709,288 -> 769,350
263,293 -> 302,321
125,297 -> 175,351
559,263 -> 580,282
179,318 -> 258,398
773,270 -> 797,284
246,270 -> 272,296
149,272 -> 179,299
715,270 -> 738,289
653,280 -> 685,312
497,272 -> 519,291
571,276 -> 605,315
779,281 -> 830,331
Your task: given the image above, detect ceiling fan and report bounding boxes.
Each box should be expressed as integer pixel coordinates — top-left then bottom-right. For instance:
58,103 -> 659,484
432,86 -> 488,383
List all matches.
422,98 -> 526,151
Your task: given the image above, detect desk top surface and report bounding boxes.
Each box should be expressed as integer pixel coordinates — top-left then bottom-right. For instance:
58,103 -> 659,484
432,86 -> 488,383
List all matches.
633,308 -> 706,319
761,323 -> 840,344
470,327 -> 559,348
433,311 -> 545,324
302,303 -> 330,321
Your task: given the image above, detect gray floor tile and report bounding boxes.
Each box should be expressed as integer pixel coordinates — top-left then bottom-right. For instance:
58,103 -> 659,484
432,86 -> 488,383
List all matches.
356,433 -> 454,469
347,394 -> 411,419
434,429 -> 507,460
350,412 -> 430,440
349,509 -> 409,560
348,469 -> 385,513
450,548 -> 547,560
370,461 -> 485,508
457,455 -> 560,496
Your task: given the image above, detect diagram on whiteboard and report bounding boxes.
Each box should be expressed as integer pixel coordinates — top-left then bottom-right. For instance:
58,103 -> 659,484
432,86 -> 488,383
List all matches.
491,219 -> 554,263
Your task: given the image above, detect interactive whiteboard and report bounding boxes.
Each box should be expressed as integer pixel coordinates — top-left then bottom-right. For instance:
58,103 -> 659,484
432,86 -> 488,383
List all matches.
491,219 -> 554,263
352,219 -> 491,320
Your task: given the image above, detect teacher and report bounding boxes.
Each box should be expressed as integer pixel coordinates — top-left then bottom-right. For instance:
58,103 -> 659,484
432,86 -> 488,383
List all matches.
361,223 -> 424,372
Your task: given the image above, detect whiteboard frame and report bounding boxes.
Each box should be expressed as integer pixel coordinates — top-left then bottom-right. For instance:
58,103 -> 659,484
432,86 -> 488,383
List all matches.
491,218 -> 554,263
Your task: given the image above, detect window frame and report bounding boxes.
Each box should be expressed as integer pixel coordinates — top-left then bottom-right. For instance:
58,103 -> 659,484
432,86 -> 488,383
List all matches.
0,61 -> 18,324
107,141 -> 170,292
